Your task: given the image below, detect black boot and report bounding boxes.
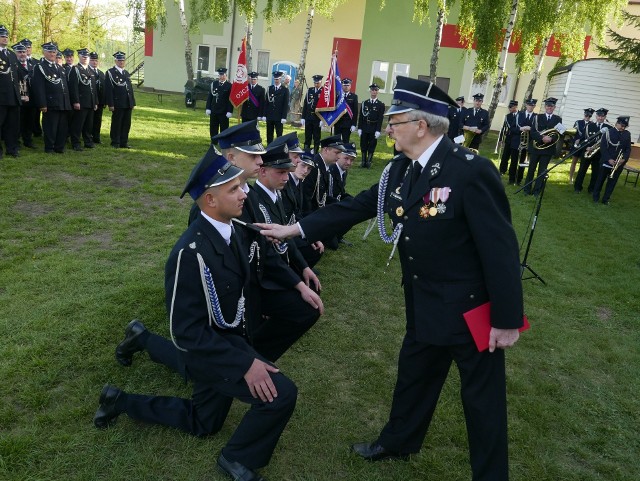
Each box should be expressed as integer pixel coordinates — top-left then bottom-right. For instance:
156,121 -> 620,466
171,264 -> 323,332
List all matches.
361,153 -> 367,168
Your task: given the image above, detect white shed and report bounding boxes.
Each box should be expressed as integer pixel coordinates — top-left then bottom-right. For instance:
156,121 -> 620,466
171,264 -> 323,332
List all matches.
545,58 -> 640,143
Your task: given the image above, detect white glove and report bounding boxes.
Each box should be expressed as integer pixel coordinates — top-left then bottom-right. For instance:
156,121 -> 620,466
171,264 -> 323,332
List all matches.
205,109 -> 211,116
226,112 -> 232,118
357,129 -> 362,137
374,131 -> 381,139
281,118 -> 286,124
350,125 -> 356,132
300,119 -> 305,127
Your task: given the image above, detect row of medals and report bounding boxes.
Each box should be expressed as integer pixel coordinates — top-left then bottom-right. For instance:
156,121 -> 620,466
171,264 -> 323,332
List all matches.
395,186 -> 450,219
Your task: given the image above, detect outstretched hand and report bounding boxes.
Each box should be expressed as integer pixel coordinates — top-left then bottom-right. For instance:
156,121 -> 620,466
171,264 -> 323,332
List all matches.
256,223 -> 300,242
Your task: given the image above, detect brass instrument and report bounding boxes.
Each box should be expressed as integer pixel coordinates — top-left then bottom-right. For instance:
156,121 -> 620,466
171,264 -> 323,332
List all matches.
533,127 -> 577,151
584,122 -> 612,159
494,116 -> 509,155
609,150 -> 625,179
461,129 -> 479,154
518,130 -> 529,152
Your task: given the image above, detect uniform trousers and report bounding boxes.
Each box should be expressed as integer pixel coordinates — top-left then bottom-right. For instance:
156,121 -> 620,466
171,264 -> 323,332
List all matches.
335,125 -> 352,144
293,237 -> 322,269
110,107 -> 132,147
507,148 -> 526,185
523,151 -> 552,195
499,138 -> 512,174
0,105 -> 20,155
574,154 -> 600,193
20,106 -> 37,147
304,118 -> 321,153
125,332 -> 297,470
266,120 -> 283,145
92,106 -> 104,143
360,131 -> 378,166
42,110 -> 69,152
209,113 -> 229,141
377,328 -> 508,481
70,108 -> 95,147
592,164 -> 623,204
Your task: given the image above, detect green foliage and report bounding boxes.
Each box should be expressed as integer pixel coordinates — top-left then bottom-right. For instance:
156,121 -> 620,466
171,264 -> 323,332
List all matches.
596,11 -> 640,74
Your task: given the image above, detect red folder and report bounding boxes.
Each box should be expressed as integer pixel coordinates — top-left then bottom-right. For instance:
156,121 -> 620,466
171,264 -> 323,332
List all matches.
463,302 -> 530,352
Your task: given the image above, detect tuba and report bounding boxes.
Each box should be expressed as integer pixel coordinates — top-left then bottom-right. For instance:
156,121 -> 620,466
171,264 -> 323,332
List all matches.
463,129 -> 477,148
533,128 -> 577,150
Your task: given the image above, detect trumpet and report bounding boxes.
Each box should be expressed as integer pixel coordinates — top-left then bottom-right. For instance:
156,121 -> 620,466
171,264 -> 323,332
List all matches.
518,130 -> 529,152
609,150 -> 625,179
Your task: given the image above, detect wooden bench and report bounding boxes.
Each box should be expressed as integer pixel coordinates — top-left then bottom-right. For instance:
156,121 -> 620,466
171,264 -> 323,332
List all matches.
623,165 -> 639,187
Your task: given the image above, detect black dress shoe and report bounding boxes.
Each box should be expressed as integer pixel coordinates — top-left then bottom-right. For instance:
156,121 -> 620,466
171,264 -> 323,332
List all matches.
217,453 -> 267,481
73,145 -> 84,151
84,143 -> 95,149
120,144 -> 132,149
115,319 -> 147,366
351,442 -> 409,462
94,384 -> 123,429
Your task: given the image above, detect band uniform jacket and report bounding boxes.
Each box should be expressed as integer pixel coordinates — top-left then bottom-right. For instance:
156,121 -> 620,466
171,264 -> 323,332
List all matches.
282,175 -> 304,221
31,59 -> 71,110
241,83 -> 265,121
501,111 -> 518,145
511,111 -> 534,150
572,118 -> 592,145
600,127 -> 631,166
252,184 -> 309,275
265,84 -> 289,121
446,106 -> 465,140
298,137 -> 524,344
334,91 -> 359,131
302,154 -> 339,216
68,64 -> 97,108
328,163 -> 351,201
357,98 -> 385,133
0,48 -> 21,106
105,66 -> 135,108
302,87 -> 321,122
165,214 -> 256,382
92,66 -> 106,106
206,80 -> 233,115
528,113 -> 562,154
462,107 -> 490,138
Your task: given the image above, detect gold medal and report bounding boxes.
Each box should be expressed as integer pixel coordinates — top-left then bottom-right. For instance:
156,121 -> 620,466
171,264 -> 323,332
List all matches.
396,207 -> 404,217
429,206 -> 438,217
419,205 -> 430,218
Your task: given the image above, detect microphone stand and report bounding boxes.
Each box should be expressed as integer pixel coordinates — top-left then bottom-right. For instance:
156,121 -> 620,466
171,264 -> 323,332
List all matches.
514,130 -> 603,284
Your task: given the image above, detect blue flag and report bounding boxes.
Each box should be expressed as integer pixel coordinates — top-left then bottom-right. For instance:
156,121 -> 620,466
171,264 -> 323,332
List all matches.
317,54 -> 348,128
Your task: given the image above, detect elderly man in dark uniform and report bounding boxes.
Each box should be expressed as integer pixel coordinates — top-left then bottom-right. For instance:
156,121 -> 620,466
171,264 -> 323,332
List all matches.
68,48 -> 97,151
20,38 -> 42,139
461,93 -> 490,150
357,83 -> 385,168
31,42 -> 72,154
0,26 -> 22,158
334,78 -> 359,143
592,116 -> 632,205
241,71 -> 265,123
105,51 -> 136,149
61,48 -> 74,74
89,51 -> 106,144
94,147 -> 297,481
13,42 -> 36,150
523,97 -> 562,196
206,67 -> 233,140
264,71 -> 289,144
446,95 -> 465,141
259,75 -> 524,481
301,74 -> 323,153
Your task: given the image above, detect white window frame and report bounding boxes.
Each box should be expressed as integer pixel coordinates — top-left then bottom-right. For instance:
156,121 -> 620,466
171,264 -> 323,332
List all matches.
391,63 -> 410,91
256,50 -> 271,79
196,44 -> 211,73
371,61 -> 390,93
213,46 -> 228,72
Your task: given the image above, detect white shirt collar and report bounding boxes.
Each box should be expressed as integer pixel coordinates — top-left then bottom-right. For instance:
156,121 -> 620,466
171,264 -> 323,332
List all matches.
335,163 -> 346,177
255,180 -> 278,203
289,173 -> 300,186
200,211 -> 233,245
415,135 -> 445,170
116,66 -> 124,74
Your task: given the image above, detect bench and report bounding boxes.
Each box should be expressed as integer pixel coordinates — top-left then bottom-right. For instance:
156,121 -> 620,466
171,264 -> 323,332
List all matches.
623,165 -> 639,187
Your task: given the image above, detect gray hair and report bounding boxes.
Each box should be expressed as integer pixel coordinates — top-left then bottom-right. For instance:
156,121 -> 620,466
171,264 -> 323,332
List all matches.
407,110 -> 449,136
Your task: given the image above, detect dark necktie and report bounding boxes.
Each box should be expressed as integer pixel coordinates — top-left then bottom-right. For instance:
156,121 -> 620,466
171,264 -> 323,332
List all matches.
342,171 -> 347,185
408,161 -> 422,196
229,230 -> 242,265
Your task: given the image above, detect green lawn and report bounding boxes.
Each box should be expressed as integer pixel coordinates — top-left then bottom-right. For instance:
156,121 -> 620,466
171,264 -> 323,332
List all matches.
0,91 -> 638,481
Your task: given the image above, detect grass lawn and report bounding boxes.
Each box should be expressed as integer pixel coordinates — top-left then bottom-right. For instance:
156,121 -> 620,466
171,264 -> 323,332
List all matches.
1,90 -> 638,481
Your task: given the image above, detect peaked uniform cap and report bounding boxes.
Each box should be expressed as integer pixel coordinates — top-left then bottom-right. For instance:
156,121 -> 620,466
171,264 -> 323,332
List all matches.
89,51 -> 99,59
273,132 -> 304,153
299,150 -> 316,167
525,98 -> 537,106
181,145 -> 244,200
319,135 -> 345,150
262,142 -> 295,169
616,116 -> 630,126
312,75 -> 323,82
62,48 -> 74,56
212,120 -> 267,154
113,51 -> 126,60
386,76 -> 456,117
12,43 -> 27,52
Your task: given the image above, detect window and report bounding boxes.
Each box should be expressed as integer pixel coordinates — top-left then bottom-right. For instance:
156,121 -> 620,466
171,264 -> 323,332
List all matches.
197,45 -> 210,72
214,46 -> 228,71
256,51 -> 270,78
371,61 -> 389,92
391,63 -> 410,91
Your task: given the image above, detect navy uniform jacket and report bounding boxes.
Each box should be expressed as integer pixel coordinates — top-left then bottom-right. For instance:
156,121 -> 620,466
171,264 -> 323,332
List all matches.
572,119 -> 591,144
528,113 -> 562,154
31,60 -> 71,110
165,214 -> 255,382
265,84 -> 289,121
302,154 -> 339,216
16,61 -> 31,106
92,66 -> 106,106
105,66 -> 135,108
501,111 -> 517,145
282,175 -> 310,221
335,91 -> 359,130
68,64 -> 97,108
299,137 -> 524,344
357,98 -> 385,133
462,107 -> 490,137
0,48 -> 21,106
511,111 -> 534,150
446,106 -> 465,140
328,163 -> 351,201
302,87 -> 321,122
600,127 -> 631,166
206,80 -> 233,115
241,84 -> 265,121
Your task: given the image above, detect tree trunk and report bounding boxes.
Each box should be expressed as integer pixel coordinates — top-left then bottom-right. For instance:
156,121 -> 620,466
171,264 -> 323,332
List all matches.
289,1 -> 315,121
487,0 -> 518,125
523,34 -> 551,104
177,0 -> 195,81
11,0 -> 20,43
429,6 -> 446,83
245,0 -> 256,72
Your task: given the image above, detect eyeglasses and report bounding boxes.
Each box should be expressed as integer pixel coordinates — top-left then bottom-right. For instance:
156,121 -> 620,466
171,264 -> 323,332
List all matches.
387,119 -> 420,129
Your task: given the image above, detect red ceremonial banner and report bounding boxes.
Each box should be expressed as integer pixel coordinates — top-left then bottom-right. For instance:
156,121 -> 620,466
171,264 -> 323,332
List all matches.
230,37 -> 249,108
315,53 -> 337,113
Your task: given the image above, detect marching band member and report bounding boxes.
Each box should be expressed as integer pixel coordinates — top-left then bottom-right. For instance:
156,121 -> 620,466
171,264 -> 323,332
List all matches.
592,116 -> 631,205
568,108 -> 594,183
574,108 -> 609,194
